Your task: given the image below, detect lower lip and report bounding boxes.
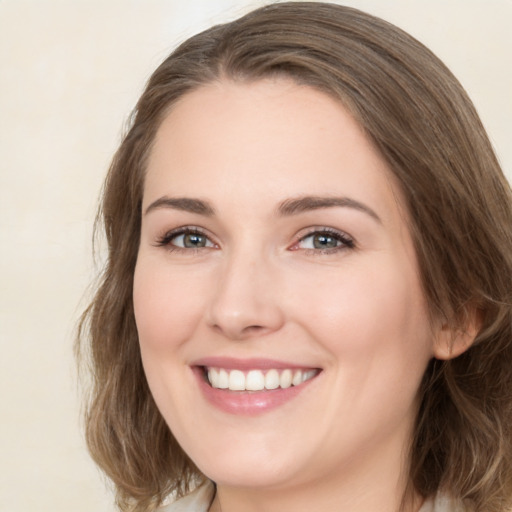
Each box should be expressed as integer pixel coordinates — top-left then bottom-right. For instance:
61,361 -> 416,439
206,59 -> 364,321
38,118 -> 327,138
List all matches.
192,367 -> 318,416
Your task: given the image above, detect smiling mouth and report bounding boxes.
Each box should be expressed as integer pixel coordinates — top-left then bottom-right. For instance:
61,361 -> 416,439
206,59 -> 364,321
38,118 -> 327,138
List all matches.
202,367 -> 321,392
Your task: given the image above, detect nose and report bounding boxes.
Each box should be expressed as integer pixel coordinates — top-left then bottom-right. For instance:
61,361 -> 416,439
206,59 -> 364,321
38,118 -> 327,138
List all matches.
206,249 -> 285,341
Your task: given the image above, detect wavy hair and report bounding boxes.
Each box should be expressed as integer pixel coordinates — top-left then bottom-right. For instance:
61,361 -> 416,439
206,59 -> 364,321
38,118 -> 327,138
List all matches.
77,3 -> 512,511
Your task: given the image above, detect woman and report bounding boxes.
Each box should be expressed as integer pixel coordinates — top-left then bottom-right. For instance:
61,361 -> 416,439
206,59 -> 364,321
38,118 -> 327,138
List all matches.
78,3 -> 512,511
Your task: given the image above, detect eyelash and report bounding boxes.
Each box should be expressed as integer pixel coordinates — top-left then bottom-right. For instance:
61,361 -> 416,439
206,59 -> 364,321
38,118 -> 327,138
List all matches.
155,226 -> 355,255
155,226 -> 214,253
292,227 -> 355,254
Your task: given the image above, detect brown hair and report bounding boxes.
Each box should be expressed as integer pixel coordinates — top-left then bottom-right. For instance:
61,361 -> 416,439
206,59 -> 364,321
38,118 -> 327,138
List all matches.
77,3 -> 512,511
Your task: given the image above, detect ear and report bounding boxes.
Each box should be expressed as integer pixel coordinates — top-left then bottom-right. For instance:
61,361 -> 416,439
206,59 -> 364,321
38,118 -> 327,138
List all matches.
432,307 -> 482,360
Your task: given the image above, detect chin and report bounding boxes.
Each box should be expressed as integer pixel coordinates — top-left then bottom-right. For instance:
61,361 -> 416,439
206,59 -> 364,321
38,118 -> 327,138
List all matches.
202,462 -> 301,490
187,438 -> 311,490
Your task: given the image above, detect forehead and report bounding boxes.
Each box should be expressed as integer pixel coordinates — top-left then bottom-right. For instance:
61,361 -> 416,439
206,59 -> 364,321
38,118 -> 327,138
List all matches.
144,79 -> 404,226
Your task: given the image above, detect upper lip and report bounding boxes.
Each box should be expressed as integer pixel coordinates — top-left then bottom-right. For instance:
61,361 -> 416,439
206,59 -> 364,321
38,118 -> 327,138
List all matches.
192,356 -> 320,371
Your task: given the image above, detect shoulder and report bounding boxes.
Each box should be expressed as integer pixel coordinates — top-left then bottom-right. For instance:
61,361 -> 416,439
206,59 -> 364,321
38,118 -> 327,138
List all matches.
158,481 -> 215,512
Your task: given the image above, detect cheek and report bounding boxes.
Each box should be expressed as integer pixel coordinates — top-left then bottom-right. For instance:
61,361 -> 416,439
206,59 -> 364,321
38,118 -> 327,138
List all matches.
133,258 -> 208,352
302,257 -> 433,433
132,258 -> 210,431
291,255 -> 432,366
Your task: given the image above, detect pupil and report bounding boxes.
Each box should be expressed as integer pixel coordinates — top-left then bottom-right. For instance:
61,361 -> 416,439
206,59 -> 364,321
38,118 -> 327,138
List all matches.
184,233 -> 206,248
313,234 -> 338,249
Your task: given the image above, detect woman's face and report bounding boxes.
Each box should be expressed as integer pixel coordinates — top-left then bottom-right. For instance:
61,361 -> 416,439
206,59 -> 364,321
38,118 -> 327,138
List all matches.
134,79 -> 439,492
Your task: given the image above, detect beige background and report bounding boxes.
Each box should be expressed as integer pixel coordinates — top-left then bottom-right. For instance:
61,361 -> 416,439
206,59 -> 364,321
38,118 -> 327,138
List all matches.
0,1 -> 510,511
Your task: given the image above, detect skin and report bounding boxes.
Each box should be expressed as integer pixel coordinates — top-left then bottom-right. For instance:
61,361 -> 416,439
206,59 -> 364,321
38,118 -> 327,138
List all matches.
133,79 -> 454,512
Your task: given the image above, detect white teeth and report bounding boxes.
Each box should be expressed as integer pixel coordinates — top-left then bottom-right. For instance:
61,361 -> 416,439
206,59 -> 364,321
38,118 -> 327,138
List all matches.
264,369 -> 280,390
280,369 -> 292,389
208,368 -> 229,389
303,369 -> 316,382
292,370 -> 303,386
206,367 -> 318,391
207,368 -> 218,387
229,369 -> 245,391
246,370 -> 265,391
218,369 -> 229,389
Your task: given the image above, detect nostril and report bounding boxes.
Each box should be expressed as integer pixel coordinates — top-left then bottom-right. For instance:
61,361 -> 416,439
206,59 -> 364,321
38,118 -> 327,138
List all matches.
210,321 -> 270,341
243,325 -> 265,333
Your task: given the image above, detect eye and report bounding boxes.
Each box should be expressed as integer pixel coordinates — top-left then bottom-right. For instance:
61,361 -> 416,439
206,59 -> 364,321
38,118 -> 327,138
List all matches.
173,231 -> 214,249
292,228 -> 355,253
156,227 -> 216,251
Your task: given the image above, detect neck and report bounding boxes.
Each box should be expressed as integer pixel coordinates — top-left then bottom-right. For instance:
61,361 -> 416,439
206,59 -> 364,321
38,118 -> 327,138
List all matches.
209,440 -> 422,512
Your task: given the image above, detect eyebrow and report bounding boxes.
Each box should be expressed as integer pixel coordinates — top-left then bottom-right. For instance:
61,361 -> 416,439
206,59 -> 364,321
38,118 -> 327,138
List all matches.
144,196 -> 216,216
277,195 -> 382,223
144,194 -> 381,223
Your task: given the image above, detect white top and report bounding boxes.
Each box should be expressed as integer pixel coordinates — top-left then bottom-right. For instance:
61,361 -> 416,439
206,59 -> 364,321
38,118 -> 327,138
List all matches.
159,481 -> 215,512
159,481 -> 463,511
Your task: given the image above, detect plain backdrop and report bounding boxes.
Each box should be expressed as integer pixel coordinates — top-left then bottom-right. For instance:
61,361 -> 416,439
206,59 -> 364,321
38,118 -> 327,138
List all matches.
0,1 -> 510,511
